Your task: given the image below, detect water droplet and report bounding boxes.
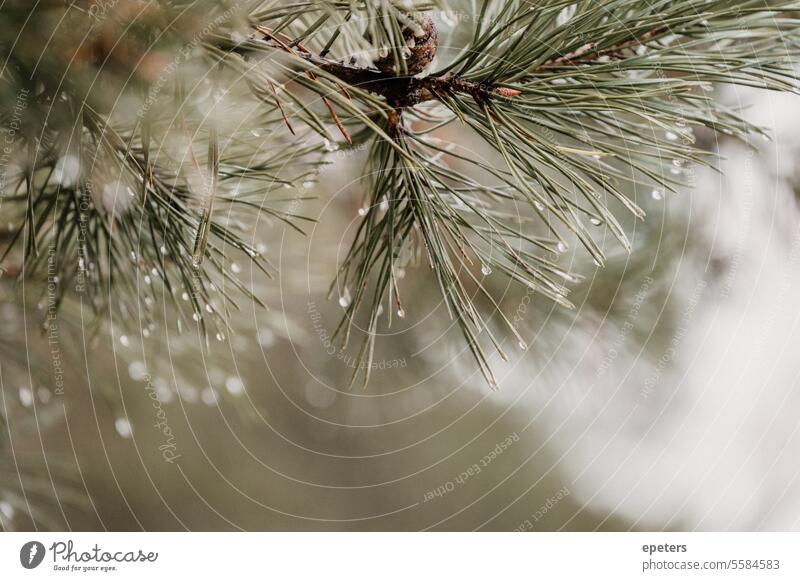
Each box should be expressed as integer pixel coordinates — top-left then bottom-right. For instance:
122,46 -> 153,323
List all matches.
666,131 -> 678,141
201,388 -> 217,406
250,129 -> 261,137
144,275 -> 152,285
114,417 -> 132,438
192,312 -> 202,322
481,264 -> 493,276
231,262 -> 241,274
142,328 -> 150,338
181,292 -> 190,301
0,500 -> 15,521
518,340 -> 528,349
590,217 -> 602,226
338,287 -> 351,308
225,376 -> 244,395
557,242 -> 568,253
376,304 -> 384,316
357,207 -> 367,216
651,189 -> 664,201
205,304 -> 214,313
257,327 -> 276,348
128,361 -> 147,380
119,335 -> 130,347
534,201 -> 545,211
18,387 -> 33,407
215,332 -> 225,342
397,307 -> 406,319
302,181 -> 313,189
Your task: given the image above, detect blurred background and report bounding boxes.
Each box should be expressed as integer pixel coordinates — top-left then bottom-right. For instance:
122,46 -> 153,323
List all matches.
2,3 -> 800,532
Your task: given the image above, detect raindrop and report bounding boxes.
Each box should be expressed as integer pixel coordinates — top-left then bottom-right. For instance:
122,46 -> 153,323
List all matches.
397,307 -> 406,319
0,500 -> 15,521
18,387 -> 33,407
557,241 -> 568,253
128,361 -> 148,380
205,303 -> 214,313
119,335 -> 130,347
201,388 -> 217,406
651,189 -> 664,201
215,332 -> 225,342
192,312 -> 202,322
257,327 -> 276,348
114,417 -> 132,438
144,275 -> 152,285
338,288 -> 351,308
250,129 -> 261,137
590,217 -> 602,226
182,292 -> 190,301
481,264 -> 493,276
231,262 -> 242,274
225,376 -> 244,395
357,207 -> 368,217
665,131 -> 678,141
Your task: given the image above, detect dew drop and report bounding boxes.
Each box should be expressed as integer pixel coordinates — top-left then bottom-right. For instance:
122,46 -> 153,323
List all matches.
557,242 -> 568,253
257,327 -> 276,348
338,288 -> 351,308
651,189 -> 664,201
666,131 -> 678,141
192,312 -> 202,322
201,388 -> 217,406
230,262 -> 241,274
114,417 -> 132,438
590,217 -> 602,226
397,307 -> 406,319
18,387 -> 33,407
481,264 -> 493,276
357,207 -> 367,217
119,335 -> 130,347
225,376 -> 244,395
